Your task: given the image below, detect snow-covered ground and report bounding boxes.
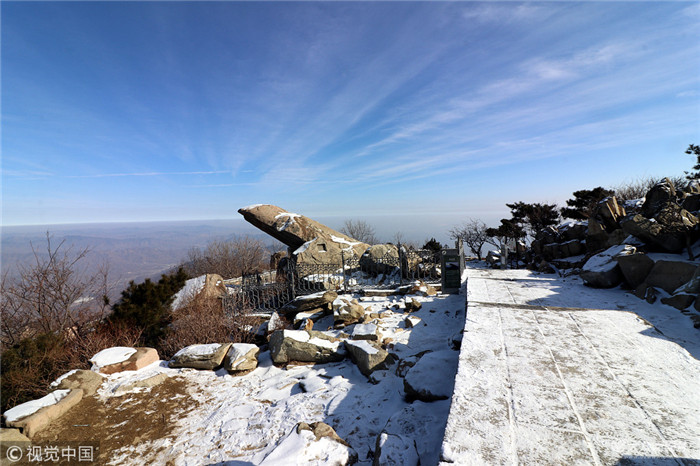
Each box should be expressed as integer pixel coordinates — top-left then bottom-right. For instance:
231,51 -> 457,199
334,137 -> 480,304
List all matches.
441,266 -> 700,465
92,288 -> 466,465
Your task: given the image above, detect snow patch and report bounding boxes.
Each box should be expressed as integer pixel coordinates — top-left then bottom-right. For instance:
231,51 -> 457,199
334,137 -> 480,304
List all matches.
171,275 -> 206,311
90,347 -> 137,370
173,343 -> 223,359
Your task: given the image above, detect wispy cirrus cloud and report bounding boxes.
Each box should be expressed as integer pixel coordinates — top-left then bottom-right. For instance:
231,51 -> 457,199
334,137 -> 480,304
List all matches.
64,170 -> 230,179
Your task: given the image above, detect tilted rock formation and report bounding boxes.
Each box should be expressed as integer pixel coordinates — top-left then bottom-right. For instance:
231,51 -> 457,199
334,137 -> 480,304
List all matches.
238,204 -> 369,260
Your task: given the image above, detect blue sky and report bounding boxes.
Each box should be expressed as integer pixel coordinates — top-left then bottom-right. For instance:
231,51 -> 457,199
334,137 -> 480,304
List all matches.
2,1 -> 699,237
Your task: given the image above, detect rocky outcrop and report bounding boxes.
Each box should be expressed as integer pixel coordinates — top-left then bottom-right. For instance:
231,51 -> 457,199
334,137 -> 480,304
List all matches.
238,204 -> 369,262
169,343 -> 232,370
344,340 -> 393,377
269,330 -> 345,364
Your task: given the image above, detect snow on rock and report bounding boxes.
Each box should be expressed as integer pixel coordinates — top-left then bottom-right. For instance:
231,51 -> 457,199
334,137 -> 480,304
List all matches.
3,390 -> 71,423
170,275 -> 206,311
344,340 -> 392,377
257,422 -> 358,465
269,330 -> 345,364
224,343 -> 260,372
351,323 -> 379,341
274,212 -> 301,232
90,347 -> 137,371
580,244 -> 632,288
374,432 -> 419,466
169,343 -> 232,370
403,350 -> 458,401
49,369 -> 80,388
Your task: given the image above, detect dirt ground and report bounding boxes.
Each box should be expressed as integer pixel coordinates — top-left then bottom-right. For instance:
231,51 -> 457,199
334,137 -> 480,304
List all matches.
30,376 -> 199,464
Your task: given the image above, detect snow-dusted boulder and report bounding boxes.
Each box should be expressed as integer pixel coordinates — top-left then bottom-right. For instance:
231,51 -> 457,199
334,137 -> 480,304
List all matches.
403,350 -> 457,401
333,298 -> 365,326
224,343 -> 260,373
615,250 -> 654,288
344,340 -> 393,377
351,323 -> 380,341
646,260 -> 698,294
51,369 -> 103,396
269,330 -> 345,364
169,343 -> 232,370
282,291 -> 337,316
171,274 -> 227,311
90,347 -> 159,375
259,422 -> 357,465
4,389 -> 83,438
360,243 -> 400,275
580,245 -> 632,288
267,312 -> 286,333
374,400 -> 451,466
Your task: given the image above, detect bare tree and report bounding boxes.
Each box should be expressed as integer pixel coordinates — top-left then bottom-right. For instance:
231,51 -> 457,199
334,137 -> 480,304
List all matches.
182,236 -> 269,279
0,234 -> 111,347
340,219 -> 378,245
449,219 -> 490,260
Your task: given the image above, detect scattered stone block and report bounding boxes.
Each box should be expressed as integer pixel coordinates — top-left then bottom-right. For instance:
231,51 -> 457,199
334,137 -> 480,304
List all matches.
646,260 -> 698,294
169,343 -> 232,370
344,340 -> 393,377
403,351 -> 456,401
269,330 -> 344,364
224,343 -> 260,372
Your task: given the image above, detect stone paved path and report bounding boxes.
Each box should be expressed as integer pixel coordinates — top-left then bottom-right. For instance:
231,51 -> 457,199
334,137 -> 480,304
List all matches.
440,268 -> 700,465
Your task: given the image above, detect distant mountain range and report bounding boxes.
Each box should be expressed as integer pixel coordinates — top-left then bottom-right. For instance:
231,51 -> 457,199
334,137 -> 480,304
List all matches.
1,219 -> 281,300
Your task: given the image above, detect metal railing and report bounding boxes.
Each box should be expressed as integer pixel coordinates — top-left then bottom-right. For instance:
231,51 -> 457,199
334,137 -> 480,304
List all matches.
222,245 -> 442,315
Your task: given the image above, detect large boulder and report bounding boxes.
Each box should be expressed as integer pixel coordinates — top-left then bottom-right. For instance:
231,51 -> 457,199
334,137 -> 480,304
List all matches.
281,290 -> 337,316
645,260 -> 698,294
661,294 -> 696,311
91,347 -> 159,375
169,343 -> 232,370
559,222 -> 587,242
295,232 -> 369,267
580,245 -> 632,288
403,350 -> 457,401
594,196 -> 626,231
620,214 -> 689,253
171,274 -> 227,310
4,389 -> 83,438
360,244 -> 400,275
615,251 -> 654,288
259,422 -> 357,465
641,178 -> 677,218
269,330 -> 345,364
223,343 -> 260,373
238,204 -> 368,258
344,340 -> 393,377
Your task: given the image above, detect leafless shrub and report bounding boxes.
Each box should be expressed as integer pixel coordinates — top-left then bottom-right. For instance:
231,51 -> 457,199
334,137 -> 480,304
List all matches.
612,175 -> 688,203
0,234 -> 111,349
182,236 -> 269,279
340,219 -> 378,245
450,219 -> 490,260
71,322 -> 144,365
158,292 -> 258,360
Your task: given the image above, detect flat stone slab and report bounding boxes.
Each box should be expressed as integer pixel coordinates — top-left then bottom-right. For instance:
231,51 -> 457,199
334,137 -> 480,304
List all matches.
5,389 -> 83,438
441,269 -> 700,464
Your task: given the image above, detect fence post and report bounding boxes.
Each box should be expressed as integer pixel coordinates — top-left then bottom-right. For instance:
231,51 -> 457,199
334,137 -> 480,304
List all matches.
398,242 -> 404,286
342,251 -> 348,294
288,255 -> 297,300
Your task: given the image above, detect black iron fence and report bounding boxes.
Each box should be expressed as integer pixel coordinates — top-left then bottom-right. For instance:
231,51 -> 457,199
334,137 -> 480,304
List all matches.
222,245 -> 442,316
